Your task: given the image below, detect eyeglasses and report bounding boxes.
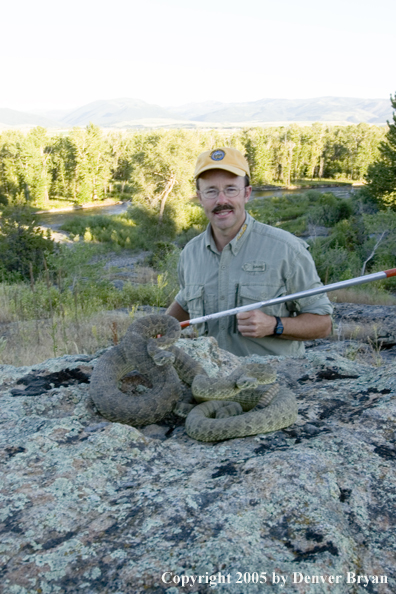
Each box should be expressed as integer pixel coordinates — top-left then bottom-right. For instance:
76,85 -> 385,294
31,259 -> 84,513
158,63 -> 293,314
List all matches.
198,186 -> 247,201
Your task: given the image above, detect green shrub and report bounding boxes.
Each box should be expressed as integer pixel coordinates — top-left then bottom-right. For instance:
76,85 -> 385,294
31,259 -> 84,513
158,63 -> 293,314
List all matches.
126,204 -> 177,243
146,241 -> 177,268
326,219 -> 359,251
307,194 -> 353,227
277,216 -> 308,236
309,239 -> 362,284
0,207 -> 55,281
61,213 -> 145,249
176,225 -> 205,247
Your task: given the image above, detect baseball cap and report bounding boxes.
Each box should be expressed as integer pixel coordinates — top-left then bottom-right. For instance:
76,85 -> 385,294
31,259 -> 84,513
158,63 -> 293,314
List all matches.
194,147 -> 250,179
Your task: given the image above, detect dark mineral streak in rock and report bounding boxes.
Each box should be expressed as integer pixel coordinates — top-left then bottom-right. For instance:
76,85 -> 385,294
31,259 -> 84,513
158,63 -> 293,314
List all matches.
10,367 -> 90,396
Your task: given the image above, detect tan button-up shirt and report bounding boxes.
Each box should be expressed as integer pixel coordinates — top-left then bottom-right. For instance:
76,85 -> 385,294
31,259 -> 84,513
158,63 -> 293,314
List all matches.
175,212 -> 333,357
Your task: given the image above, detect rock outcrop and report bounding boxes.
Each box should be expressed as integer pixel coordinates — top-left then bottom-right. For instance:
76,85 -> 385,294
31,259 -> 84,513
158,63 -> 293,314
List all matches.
332,303 -> 396,349
1,326 -> 395,593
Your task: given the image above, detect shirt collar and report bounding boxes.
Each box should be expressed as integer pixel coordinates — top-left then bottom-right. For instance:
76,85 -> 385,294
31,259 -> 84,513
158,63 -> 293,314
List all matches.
205,211 -> 254,255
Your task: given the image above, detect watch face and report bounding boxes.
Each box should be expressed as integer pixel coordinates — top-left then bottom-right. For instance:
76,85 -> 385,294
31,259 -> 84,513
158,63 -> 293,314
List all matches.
274,318 -> 284,335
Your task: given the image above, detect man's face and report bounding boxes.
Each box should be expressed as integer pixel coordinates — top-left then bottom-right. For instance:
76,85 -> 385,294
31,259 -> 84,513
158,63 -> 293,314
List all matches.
197,169 -> 252,236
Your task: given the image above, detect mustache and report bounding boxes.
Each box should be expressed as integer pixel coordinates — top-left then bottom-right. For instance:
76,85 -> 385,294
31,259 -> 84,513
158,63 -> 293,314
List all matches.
212,204 -> 234,214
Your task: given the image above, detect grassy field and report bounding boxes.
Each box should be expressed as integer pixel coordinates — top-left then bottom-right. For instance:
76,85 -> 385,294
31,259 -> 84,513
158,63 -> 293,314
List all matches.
0,242 -> 181,366
330,287 -> 396,306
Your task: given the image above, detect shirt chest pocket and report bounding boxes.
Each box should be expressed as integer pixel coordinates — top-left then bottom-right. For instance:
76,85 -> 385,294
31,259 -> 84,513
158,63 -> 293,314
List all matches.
239,283 -> 289,317
185,285 -> 204,319
185,286 -> 217,335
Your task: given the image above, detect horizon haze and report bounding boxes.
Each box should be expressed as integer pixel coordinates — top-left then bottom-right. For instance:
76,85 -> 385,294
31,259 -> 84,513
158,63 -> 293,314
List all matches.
0,96 -> 393,129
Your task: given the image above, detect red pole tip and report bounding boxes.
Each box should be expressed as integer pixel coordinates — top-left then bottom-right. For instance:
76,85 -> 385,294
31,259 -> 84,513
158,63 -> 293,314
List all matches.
180,321 -> 190,328
385,268 -> 396,278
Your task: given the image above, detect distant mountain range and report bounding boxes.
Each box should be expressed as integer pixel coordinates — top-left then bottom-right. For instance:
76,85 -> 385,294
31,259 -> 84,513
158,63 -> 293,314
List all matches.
0,97 -> 393,129
0,108 -> 62,129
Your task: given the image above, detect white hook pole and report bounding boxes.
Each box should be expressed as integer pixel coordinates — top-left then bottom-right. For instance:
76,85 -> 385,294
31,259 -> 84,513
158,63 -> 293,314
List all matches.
180,268 -> 396,328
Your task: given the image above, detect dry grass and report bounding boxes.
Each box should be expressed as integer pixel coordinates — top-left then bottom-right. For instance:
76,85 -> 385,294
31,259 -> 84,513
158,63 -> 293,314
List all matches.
132,266 -> 158,284
0,284 -> 21,324
335,321 -> 387,342
330,288 -> 396,306
0,310 -> 134,367
340,329 -> 386,367
104,266 -> 158,285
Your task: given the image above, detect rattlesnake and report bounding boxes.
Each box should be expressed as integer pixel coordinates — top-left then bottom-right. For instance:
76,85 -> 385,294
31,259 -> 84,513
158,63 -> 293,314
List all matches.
89,314 -> 298,441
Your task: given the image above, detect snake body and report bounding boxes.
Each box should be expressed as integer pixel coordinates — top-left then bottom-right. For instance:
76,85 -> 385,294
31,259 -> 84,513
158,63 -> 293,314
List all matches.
90,314 -> 298,441
90,315 -> 182,426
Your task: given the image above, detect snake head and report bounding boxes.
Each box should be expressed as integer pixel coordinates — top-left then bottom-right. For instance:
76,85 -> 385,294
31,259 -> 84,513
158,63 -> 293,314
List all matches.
152,349 -> 175,367
147,339 -> 175,366
236,375 -> 258,390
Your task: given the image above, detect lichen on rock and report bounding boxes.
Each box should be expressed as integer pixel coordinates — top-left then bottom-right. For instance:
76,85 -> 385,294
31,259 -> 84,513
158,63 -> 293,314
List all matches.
1,324 -> 395,593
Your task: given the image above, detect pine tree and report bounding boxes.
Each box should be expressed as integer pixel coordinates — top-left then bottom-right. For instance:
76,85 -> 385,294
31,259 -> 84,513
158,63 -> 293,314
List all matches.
365,93 -> 396,208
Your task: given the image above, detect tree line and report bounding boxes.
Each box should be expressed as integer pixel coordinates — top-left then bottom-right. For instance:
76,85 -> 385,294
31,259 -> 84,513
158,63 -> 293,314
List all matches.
244,123 -> 385,186
1,95 -> 395,297
0,122 -> 386,210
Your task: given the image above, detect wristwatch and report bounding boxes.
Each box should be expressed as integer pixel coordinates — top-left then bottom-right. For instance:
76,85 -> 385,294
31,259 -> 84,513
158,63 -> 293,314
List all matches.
273,316 -> 284,336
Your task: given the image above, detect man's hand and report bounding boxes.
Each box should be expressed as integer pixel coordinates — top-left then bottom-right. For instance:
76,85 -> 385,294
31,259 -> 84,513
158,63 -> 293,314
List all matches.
237,310 -> 276,338
237,310 -> 332,340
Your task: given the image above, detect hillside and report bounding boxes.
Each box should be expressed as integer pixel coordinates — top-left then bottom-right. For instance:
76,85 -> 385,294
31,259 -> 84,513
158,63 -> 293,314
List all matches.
1,96 -> 393,129
0,108 -> 62,128
59,96 -> 392,127
184,97 -> 391,124
60,98 -> 173,127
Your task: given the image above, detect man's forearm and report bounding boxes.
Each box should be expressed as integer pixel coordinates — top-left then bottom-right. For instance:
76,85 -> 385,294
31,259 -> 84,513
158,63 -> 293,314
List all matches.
279,313 -> 332,340
237,310 -> 332,340
166,301 -> 190,322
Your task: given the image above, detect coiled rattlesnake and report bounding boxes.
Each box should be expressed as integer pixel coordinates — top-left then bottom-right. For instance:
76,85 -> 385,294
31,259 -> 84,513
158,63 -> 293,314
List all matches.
89,314 -> 298,441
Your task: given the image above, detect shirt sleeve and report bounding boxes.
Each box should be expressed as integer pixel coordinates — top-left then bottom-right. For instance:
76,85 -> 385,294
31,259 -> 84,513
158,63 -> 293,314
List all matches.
174,251 -> 188,311
286,246 -> 333,316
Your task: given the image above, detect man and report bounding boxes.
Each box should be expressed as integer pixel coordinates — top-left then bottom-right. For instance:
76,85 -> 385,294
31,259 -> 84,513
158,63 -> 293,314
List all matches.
166,147 -> 332,357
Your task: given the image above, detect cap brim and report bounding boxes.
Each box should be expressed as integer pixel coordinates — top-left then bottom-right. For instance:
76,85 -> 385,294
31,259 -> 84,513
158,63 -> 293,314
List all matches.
194,163 -> 248,179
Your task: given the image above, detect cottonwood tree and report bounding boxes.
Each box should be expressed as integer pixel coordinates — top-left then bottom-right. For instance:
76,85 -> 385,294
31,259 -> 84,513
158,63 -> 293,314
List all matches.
0,128 -> 52,206
18,127 -> 53,205
50,135 -> 75,200
0,130 -> 23,204
67,124 -> 112,203
107,132 -> 135,194
243,128 -> 276,185
128,129 -> 207,234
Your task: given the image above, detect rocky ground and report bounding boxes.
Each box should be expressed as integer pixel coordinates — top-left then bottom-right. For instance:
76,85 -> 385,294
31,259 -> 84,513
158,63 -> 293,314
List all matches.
1,308 -> 396,594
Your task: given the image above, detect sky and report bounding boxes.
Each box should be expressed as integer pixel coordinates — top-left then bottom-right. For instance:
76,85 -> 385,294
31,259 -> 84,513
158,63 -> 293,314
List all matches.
1,0 -> 395,112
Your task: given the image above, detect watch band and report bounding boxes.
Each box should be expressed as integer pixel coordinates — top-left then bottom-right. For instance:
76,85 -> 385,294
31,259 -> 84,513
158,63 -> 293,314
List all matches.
273,316 -> 284,336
